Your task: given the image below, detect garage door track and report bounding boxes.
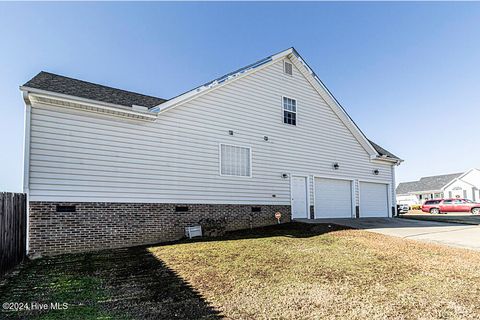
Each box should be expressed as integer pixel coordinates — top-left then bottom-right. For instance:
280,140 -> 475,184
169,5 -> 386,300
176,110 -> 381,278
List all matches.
296,217 -> 480,251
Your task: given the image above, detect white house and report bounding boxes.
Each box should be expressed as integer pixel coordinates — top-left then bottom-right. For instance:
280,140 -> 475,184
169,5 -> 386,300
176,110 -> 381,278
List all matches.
20,48 -> 401,256
443,169 -> 480,200
396,168 -> 480,206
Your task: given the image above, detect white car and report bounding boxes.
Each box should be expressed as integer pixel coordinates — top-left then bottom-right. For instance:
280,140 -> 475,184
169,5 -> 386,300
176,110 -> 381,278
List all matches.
397,204 -> 409,214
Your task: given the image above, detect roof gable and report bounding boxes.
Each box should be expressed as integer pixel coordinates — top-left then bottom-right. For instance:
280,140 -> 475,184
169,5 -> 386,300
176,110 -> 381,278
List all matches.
396,172 -> 463,194
150,47 -> 400,163
442,168 -> 480,190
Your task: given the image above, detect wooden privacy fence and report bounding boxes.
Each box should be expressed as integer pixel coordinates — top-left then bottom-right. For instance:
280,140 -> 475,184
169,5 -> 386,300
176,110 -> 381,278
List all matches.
0,192 -> 27,277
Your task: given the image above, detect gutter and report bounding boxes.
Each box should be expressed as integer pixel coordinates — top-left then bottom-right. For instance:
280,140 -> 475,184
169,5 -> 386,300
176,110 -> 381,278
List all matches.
20,86 -> 159,119
371,155 -> 403,165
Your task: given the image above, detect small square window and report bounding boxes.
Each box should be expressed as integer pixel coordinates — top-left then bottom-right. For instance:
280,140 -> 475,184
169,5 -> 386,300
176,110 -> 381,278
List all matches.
284,61 -> 293,75
283,97 -> 297,126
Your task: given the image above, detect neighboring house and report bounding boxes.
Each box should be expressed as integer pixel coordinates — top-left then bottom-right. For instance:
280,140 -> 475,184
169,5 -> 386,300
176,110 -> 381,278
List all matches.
396,168 -> 480,205
20,47 -> 401,256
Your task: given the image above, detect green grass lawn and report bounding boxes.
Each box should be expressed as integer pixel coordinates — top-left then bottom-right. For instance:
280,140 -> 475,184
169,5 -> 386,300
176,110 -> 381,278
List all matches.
2,223 -> 480,319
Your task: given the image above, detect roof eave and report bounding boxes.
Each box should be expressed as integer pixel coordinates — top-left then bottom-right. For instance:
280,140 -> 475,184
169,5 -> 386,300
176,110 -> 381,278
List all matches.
371,155 -> 403,165
400,189 -> 443,195
20,86 -> 159,120
441,177 -> 476,191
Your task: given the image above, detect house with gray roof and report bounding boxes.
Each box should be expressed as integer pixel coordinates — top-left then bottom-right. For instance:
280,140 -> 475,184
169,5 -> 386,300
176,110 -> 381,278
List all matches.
20,47 -> 402,256
396,168 -> 480,205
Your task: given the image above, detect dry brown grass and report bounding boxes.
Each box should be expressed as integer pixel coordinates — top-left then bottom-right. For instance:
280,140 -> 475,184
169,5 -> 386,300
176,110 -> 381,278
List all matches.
150,223 -> 480,320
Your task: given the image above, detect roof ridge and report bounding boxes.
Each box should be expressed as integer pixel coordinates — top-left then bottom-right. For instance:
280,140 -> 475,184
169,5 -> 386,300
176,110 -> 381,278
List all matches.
152,47 -> 293,108
419,172 -> 464,179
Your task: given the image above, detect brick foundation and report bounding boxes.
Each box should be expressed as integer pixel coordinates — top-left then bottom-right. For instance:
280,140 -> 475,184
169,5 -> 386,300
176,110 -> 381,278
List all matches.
28,202 -> 291,256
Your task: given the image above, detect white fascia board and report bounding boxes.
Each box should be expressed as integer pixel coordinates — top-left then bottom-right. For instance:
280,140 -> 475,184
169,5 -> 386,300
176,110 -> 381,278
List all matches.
20,86 -> 158,120
370,157 -> 402,165
440,171 -> 472,191
452,168 -> 479,182
441,178 -> 459,191
442,177 -> 476,191
151,48 -> 295,113
370,154 -> 403,165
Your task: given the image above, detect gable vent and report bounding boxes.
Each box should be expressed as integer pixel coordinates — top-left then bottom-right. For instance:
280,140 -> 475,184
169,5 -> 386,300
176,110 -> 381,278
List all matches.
284,61 -> 293,75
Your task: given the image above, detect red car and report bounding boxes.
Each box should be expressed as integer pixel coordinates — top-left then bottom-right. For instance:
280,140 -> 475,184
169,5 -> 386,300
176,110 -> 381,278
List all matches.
422,199 -> 480,214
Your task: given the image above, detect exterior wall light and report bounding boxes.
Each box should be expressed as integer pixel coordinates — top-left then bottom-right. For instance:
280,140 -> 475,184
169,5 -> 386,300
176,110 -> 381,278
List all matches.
373,169 -> 379,175
333,162 -> 340,170
282,173 -> 289,179
264,136 -> 269,141
228,130 -> 234,136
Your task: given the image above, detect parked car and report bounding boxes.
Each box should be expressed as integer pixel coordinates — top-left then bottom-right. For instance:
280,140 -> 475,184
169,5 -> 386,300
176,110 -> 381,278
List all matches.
421,199 -> 480,214
397,204 -> 409,214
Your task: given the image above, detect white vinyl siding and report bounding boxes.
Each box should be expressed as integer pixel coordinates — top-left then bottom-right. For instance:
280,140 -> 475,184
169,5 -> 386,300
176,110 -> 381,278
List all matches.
220,144 -> 251,177
27,57 -> 394,204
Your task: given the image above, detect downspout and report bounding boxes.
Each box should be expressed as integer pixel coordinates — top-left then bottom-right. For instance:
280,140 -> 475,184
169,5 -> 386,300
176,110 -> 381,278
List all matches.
22,91 -> 31,255
391,165 -> 397,217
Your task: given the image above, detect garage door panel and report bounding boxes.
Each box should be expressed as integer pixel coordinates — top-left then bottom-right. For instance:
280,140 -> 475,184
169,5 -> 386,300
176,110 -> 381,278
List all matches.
315,178 -> 352,218
360,182 -> 389,217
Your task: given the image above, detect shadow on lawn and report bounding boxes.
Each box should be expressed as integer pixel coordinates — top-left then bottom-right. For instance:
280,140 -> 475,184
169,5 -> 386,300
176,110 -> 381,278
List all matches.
97,247 -> 223,319
0,247 -> 223,319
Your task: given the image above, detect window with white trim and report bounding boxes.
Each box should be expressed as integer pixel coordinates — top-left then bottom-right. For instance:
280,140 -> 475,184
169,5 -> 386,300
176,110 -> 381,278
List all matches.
283,97 -> 297,125
220,144 -> 251,177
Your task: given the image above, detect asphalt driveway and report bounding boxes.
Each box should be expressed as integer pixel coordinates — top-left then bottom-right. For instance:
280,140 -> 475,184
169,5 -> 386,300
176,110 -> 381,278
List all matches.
297,217 -> 480,251
400,212 -> 480,225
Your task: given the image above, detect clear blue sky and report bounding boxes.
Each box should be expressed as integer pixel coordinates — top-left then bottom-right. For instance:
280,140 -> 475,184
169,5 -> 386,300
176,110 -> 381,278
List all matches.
1,2 -> 479,192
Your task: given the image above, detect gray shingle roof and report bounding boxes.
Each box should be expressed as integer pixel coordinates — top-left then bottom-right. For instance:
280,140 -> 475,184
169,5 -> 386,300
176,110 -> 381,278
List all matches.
368,139 -> 400,160
396,172 -> 463,194
23,71 -> 167,108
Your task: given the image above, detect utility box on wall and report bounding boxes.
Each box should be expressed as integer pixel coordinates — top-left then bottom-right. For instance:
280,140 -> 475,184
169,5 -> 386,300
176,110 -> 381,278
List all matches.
185,226 -> 202,239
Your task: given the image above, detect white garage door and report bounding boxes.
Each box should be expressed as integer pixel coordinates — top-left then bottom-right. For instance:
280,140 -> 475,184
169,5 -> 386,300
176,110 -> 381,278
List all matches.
315,178 -> 353,218
360,182 -> 389,217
